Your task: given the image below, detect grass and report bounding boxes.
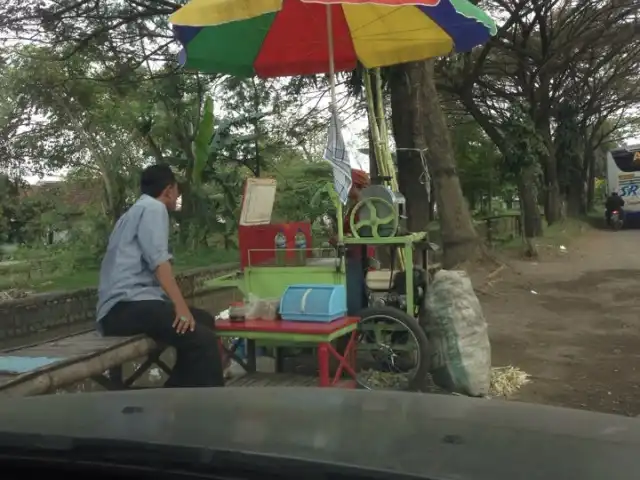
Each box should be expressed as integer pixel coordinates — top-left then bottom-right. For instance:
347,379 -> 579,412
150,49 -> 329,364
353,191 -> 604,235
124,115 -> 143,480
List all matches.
1,208 -> 605,293
498,214 -> 597,254
0,246 -> 240,293
535,217 -> 589,246
172,247 -> 239,270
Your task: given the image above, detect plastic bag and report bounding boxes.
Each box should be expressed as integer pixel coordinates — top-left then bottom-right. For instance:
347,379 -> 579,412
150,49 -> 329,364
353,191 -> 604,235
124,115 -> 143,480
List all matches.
422,270 -> 491,397
245,294 -> 280,321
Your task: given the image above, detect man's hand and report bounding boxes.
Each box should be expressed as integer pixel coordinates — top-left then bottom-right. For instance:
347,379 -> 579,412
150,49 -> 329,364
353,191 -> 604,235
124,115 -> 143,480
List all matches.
172,304 -> 196,334
155,261 -> 195,334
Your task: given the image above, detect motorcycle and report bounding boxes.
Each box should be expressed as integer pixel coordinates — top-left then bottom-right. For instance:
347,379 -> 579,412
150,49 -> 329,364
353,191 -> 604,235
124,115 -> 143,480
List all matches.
610,210 -> 623,231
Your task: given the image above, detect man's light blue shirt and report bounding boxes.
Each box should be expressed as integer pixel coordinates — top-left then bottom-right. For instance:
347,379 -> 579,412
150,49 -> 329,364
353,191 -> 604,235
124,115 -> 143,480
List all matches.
96,195 -> 173,325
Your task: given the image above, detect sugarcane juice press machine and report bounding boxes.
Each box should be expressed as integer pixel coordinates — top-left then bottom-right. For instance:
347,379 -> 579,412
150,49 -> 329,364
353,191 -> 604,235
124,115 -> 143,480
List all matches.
208,177 -> 435,318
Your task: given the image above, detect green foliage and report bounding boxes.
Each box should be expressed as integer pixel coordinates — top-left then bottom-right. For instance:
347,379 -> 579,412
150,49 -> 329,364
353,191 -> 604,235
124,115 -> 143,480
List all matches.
0,39 -> 335,292
1,0 -> 638,272
555,102 -> 584,191
2,45 -> 146,224
451,117 -> 502,213
12,197 -> 57,244
0,175 -> 18,243
269,154 -> 333,224
192,96 -> 214,186
67,209 -> 115,267
0,176 -> 67,245
311,182 -> 341,213
501,106 -> 547,180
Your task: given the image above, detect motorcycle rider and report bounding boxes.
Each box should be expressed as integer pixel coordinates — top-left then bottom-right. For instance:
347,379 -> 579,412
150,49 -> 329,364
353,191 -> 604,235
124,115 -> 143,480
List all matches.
605,191 -> 625,225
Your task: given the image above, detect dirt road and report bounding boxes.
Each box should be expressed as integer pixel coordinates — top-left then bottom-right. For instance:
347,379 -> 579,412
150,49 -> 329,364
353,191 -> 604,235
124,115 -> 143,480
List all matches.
482,226 -> 640,416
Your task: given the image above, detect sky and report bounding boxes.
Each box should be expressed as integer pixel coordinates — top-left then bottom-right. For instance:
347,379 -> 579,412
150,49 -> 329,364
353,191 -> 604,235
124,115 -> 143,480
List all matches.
337,113 -> 370,171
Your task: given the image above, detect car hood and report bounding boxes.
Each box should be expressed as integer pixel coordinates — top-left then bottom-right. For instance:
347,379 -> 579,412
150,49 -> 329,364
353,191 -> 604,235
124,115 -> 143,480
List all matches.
0,388 -> 639,479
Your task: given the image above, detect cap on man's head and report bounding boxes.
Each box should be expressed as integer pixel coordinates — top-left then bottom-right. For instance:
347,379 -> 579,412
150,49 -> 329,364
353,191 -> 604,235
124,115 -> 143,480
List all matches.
351,169 -> 370,188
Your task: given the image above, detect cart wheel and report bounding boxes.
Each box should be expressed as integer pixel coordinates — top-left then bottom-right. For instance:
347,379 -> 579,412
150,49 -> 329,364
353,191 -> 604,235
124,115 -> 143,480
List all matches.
356,306 -> 430,392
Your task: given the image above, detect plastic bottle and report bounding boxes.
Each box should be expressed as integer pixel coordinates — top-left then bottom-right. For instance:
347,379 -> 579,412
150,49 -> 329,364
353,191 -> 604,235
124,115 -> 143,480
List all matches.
274,230 -> 287,266
294,229 -> 307,266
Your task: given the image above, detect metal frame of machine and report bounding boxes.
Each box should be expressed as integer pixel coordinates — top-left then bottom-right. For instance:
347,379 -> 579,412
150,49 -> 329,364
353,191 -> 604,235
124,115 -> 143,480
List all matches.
207,178 -> 434,317
206,176 -> 434,391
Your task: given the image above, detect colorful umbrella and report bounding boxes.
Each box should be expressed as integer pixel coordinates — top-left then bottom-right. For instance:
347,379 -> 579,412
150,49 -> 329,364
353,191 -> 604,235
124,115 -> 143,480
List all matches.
170,0 -> 497,78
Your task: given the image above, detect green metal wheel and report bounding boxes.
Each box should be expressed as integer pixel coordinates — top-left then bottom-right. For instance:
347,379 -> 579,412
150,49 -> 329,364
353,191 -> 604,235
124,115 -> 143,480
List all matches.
349,197 -> 400,238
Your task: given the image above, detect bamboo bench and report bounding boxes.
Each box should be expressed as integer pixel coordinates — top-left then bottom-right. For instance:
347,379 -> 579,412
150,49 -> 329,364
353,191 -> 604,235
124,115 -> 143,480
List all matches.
0,331 -> 166,396
0,330 -> 327,396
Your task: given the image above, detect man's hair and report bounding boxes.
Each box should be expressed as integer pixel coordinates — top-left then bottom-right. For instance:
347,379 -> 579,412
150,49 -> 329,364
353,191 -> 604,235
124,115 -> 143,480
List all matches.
140,164 -> 177,198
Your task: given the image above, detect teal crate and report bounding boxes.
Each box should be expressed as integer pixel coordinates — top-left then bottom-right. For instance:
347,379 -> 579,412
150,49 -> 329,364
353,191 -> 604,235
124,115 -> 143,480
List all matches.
279,284 -> 347,322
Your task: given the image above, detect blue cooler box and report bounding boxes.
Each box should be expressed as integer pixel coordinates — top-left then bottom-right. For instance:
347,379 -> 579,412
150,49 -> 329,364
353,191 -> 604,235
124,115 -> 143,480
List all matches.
279,284 -> 347,322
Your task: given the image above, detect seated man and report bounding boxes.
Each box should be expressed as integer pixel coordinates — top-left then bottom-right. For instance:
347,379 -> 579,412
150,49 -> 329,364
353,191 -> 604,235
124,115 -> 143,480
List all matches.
605,191 -> 625,225
96,164 -> 224,388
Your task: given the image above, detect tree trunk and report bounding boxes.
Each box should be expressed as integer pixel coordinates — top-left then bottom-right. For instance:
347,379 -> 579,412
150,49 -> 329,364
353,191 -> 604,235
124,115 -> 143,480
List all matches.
178,180 -> 194,246
519,166 -> 543,237
586,148 -> 597,211
565,142 -> 588,217
178,153 -> 199,247
429,178 -> 437,220
518,165 -> 542,257
420,60 -> 479,268
537,118 -> 563,224
565,165 -> 585,217
389,63 -> 430,234
100,169 -> 126,226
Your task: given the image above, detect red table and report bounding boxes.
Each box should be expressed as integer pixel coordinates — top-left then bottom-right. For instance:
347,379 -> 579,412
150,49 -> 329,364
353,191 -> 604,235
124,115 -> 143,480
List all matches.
216,317 -> 359,388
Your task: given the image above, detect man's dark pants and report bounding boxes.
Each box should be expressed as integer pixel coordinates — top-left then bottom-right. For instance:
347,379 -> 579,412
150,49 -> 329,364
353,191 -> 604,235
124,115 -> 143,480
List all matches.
101,300 -> 225,387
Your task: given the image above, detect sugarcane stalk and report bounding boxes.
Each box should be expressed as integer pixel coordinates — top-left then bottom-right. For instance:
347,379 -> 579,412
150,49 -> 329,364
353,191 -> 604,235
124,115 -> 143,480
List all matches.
363,68 -> 405,270
374,69 -> 399,193
363,71 -> 385,178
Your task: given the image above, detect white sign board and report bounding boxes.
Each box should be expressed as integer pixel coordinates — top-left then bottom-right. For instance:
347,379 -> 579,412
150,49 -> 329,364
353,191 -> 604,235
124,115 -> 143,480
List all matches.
239,177 -> 277,226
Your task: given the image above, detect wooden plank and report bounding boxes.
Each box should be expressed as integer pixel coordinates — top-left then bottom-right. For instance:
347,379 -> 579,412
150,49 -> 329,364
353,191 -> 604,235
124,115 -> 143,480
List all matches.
0,332 -> 137,357
0,332 -> 157,396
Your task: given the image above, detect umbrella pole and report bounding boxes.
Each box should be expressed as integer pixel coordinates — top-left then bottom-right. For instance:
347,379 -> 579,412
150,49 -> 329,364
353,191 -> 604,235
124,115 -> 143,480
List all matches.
326,5 -> 344,245
326,5 -> 337,110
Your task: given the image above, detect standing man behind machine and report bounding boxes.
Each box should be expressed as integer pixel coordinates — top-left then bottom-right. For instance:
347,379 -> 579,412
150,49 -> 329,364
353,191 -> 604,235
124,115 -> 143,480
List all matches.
330,168 -> 374,315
